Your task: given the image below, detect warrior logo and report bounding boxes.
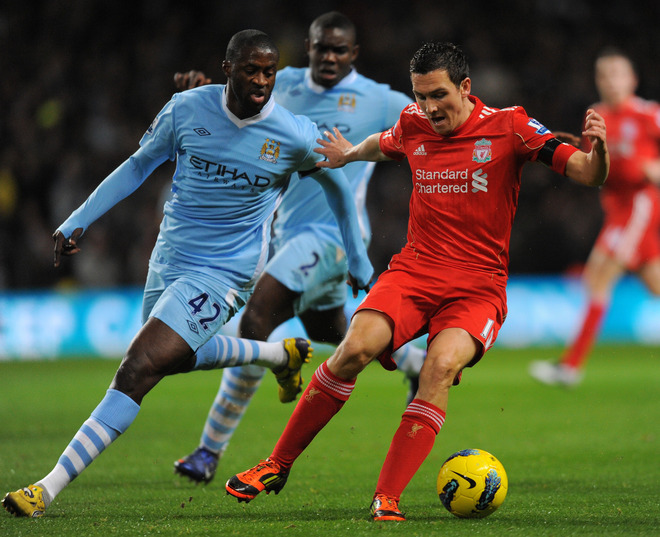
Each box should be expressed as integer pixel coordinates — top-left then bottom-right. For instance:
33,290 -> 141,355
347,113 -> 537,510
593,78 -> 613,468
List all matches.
472,138 -> 492,163
260,138 -> 281,163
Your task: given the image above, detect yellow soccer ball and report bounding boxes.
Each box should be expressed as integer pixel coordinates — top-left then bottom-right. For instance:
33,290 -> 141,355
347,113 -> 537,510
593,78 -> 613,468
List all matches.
437,448 -> 508,518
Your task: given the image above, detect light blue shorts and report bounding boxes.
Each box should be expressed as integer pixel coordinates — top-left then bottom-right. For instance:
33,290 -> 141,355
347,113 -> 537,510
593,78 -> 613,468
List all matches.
142,257 -> 248,351
266,232 -> 347,315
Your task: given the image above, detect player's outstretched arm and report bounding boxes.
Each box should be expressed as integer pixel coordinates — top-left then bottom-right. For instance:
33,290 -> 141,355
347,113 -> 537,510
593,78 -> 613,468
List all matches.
565,109 -> 609,187
314,128 -> 390,169
173,70 -> 212,90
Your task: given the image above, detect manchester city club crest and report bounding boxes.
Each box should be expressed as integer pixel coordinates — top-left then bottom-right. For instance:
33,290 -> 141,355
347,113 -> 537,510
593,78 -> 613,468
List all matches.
337,93 -> 356,113
259,138 -> 281,163
473,138 -> 492,163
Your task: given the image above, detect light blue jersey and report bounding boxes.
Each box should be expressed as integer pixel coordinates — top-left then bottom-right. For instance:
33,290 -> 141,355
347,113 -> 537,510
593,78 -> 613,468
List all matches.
145,84 -> 320,290
272,67 -> 411,246
57,84 -> 372,295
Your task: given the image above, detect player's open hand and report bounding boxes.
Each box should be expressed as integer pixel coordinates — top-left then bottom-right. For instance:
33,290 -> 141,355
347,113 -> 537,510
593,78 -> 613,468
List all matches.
582,108 -> 607,154
53,227 -> 83,267
173,70 -> 212,91
315,128 -> 353,169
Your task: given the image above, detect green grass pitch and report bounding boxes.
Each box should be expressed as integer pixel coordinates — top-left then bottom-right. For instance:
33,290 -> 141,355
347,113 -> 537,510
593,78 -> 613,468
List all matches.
1,345 -> 659,536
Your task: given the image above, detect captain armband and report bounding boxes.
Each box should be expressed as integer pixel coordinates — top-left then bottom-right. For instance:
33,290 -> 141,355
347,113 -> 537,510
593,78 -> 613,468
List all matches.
536,137 -> 563,167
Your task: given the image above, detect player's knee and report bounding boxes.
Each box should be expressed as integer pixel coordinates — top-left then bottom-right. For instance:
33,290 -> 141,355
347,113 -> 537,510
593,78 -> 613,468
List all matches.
643,274 -> 660,296
112,342 -> 162,398
328,336 -> 376,377
423,351 -> 463,388
112,354 -> 146,396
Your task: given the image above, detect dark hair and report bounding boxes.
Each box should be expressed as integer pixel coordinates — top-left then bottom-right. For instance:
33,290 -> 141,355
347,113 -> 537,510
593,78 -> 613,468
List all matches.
410,42 -> 469,87
309,11 -> 356,40
226,29 -> 279,63
595,46 -> 636,74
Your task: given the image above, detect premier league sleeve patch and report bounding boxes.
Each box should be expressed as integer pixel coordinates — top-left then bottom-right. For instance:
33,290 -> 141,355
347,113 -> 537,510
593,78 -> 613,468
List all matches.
146,116 -> 159,136
527,118 -> 549,135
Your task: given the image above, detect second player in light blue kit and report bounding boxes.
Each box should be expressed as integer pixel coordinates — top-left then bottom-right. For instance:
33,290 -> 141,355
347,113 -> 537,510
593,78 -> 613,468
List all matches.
173,12 -> 426,485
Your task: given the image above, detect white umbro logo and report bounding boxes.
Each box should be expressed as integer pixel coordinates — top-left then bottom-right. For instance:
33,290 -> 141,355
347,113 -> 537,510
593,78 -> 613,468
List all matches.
413,144 -> 427,155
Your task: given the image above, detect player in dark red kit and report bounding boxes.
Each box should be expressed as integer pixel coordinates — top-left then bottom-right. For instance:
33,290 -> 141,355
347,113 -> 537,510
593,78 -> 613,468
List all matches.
530,48 -> 660,387
225,41 -> 609,521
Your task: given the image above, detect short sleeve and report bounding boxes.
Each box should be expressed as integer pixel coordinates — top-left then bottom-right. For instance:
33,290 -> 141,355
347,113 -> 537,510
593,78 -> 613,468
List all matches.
379,119 -> 407,161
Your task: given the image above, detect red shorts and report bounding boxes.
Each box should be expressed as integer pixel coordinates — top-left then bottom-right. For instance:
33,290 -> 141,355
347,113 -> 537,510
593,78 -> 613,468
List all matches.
597,187 -> 660,270
355,248 -> 507,371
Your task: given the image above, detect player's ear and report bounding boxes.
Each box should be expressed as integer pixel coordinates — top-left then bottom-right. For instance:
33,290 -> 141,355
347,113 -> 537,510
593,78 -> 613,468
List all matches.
221,60 -> 232,79
351,44 -> 360,63
460,77 -> 471,97
304,38 -> 311,55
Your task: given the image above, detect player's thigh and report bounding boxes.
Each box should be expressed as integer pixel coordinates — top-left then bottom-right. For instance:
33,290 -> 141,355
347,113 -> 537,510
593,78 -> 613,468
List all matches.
240,272 -> 298,339
639,257 -> 660,295
583,247 -> 625,298
327,310 -> 393,378
149,276 -> 240,352
299,305 -> 346,345
126,316 -> 194,373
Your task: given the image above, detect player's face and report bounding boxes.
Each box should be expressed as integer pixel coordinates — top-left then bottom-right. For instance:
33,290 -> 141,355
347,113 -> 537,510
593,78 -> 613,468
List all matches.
306,26 -> 358,88
223,47 -> 278,119
411,69 -> 473,135
595,55 -> 637,106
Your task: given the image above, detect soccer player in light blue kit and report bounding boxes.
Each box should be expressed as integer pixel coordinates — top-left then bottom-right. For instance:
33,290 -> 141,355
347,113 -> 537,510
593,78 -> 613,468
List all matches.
173,12 -> 426,484
2,29 -> 372,518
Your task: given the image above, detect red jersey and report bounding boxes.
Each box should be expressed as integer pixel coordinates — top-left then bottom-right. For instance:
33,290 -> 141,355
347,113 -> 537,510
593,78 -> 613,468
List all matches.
589,96 -> 660,211
380,95 -> 577,279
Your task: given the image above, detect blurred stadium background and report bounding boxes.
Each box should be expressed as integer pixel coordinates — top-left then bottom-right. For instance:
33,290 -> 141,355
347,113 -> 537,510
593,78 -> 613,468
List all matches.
2,0 -> 660,359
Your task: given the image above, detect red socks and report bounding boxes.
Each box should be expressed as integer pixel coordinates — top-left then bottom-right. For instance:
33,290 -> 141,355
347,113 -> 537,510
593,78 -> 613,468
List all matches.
269,362 -> 446,503
271,361 -> 355,469
562,300 -> 607,369
375,399 -> 446,500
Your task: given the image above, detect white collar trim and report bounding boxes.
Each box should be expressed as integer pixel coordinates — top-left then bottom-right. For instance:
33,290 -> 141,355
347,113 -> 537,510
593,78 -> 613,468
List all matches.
305,68 -> 358,93
222,85 -> 275,128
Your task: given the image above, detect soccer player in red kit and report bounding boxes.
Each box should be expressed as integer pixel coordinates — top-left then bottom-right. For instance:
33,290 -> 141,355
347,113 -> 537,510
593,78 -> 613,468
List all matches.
530,48 -> 660,387
225,41 -> 609,521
